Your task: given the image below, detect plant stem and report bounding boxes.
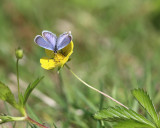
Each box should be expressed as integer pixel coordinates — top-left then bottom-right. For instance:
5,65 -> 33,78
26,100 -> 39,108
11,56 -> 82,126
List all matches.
58,72 -> 69,128
58,72 -> 67,102
0,116 -> 26,122
65,64 -> 128,109
16,59 -> 20,95
27,116 -> 49,128
12,116 -> 26,121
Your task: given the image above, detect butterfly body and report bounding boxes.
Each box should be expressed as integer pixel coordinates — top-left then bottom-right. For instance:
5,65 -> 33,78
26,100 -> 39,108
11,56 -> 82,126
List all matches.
34,30 -> 72,53
53,45 -> 58,53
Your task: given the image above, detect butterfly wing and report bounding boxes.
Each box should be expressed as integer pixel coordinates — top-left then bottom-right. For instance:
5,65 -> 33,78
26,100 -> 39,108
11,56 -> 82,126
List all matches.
56,31 -> 72,51
34,35 -> 53,51
42,30 -> 57,51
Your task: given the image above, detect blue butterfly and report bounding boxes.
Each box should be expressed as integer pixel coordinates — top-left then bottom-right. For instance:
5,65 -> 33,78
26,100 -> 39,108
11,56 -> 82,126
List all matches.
34,30 -> 72,53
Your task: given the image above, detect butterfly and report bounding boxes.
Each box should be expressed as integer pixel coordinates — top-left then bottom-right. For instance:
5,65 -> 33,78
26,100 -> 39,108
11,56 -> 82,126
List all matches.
34,30 -> 72,53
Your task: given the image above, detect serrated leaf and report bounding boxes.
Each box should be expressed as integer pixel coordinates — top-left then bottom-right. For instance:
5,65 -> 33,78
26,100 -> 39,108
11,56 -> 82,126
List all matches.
132,89 -> 159,125
114,119 -> 153,128
0,82 -> 18,108
23,76 -> 44,105
94,106 -> 156,128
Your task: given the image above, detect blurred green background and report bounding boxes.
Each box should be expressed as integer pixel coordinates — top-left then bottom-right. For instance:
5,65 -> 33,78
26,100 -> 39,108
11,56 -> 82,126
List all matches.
1,0 -> 160,127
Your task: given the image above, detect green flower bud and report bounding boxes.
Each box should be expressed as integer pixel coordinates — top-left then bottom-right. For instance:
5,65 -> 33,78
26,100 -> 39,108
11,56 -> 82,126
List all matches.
15,48 -> 23,59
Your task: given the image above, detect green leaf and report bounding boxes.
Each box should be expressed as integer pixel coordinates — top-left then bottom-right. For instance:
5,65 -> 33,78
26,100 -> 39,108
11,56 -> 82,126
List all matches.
94,106 -> 156,128
18,93 -> 24,106
23,76 -> 44,106
114,120 -> 153,128
0,82 -> 18,108
132,89 -> 159,125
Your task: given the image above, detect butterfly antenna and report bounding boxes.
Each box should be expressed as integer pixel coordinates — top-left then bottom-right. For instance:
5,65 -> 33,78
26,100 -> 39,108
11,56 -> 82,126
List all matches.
68,31 -> 71,35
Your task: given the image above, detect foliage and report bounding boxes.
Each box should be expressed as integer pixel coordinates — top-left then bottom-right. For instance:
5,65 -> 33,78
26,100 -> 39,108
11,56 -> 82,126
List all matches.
0,82 -> 18,109
23,76 -> 44,106
94,89 -> 159,128
0,56 -> 45,126
0,0 -> 160,127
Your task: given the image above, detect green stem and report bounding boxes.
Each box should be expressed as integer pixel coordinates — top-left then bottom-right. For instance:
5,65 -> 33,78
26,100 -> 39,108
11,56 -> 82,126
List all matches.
0,115 -> 26,123
11,116 -> 26,121
58,72 -> 67,101
16,59 -> 20,95
65,64 -> 128,109
0,116 -> 48,128
58,72 -> 69,128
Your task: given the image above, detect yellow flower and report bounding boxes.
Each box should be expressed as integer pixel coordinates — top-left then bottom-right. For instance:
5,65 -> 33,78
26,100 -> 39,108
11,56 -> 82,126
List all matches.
40,41 -> 74,70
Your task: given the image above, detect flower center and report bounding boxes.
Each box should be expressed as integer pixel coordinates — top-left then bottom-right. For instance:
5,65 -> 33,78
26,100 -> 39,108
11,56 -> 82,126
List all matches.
53,53 -> 65,62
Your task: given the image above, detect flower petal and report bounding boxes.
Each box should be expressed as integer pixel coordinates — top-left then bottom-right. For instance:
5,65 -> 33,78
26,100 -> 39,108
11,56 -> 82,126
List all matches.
40,57 -> 56,70
62,40 -> 74,56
